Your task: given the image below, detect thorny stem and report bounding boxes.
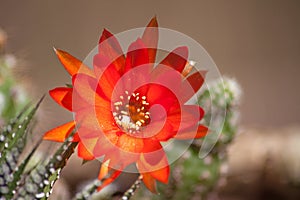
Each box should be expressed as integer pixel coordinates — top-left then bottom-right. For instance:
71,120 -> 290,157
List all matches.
120,175 -> 143,200
54,141 -> 78,169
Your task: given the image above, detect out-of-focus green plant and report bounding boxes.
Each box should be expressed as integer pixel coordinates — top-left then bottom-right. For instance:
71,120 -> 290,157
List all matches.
0,33 -> 78,200
0,54 -> 29,125
0,96 -> 79,200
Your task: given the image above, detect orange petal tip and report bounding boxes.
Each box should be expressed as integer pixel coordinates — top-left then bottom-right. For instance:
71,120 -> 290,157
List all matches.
43,121 -> 75,142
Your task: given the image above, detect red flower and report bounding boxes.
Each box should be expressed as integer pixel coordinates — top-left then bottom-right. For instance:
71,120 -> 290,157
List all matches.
44,17 -> 208,193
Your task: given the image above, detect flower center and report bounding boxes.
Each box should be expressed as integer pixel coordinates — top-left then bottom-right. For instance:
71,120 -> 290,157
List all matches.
113,91 -> 151,134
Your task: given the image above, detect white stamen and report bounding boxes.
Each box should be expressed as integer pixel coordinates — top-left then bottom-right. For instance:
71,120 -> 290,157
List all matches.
112,91 -> 151,134
136,121 -> 142,126
121,111 -> 128,115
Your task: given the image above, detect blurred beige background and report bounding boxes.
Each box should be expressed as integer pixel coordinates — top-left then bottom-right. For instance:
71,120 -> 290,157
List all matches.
0,0 -> 299,130
1,1 -> 300,199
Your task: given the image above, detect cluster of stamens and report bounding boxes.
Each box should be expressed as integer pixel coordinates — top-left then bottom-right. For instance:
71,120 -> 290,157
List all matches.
113,90 -> 150,134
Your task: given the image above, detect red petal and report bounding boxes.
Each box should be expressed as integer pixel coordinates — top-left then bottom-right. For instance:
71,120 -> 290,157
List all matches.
141,102 -> 175,141
89,130 -> 140,169
72,132 -> 80,142
180,71 -> 206,103
138,147 -> 170,183
119,61 -> 152,96
137,143 -> 170,188
43,121 -> 75,142
159,46 -> 188,73
76,126 -> 101,139
93,131 -> 119,158
186,70 -> 206,92
75,105 -> 116,133
95,108 -> 118,133
78,140 -> 96,160
124,38 -> 149,73
49,87 -> 73,111
150,164 -> 169,184
151,120 -> 175,141
141,173 -> 157,193
93,54 -> 115,78
72,73 -> 108,107
93,131 -> 140,168
140,140 -> 166,168
54,48 -> 93,77
98,160 -> 110,180
93,55 -> 122,100
98,29 -> 125,73
144,83 -> 180,112
142,17 -> 158,64
154,105 -> 204,141
168,105 -> 204,131
117,134 -> 144,153
149,63 -> 183,99
97,169 -> 122,191
175,125 -> 208,139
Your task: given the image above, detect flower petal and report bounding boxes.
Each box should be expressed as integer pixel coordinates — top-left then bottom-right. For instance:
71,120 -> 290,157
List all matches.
72,73 -> 109,107
150,164 -> 169,184
76,126 -> 101,139
174,125 -> 208,139
49,87 -> 73,111
93,55 -> 122,100
186,70 -> 206,92
151,105 -> 204,141
180,70 -> 206,103
168,105 -> 204,131
93,131 -> 119,158
149,63 -> 183,100
54,48 -> 93,77
78,140 -> 96,160
138,149 -> 170,184
117,134 -> 144,153
140,140 -> 165,168
97,169 -> 122,191
98,29 -> 125,73
43,121 -> 75,142
143,83 -> 180,112
141,173 -> 157,193
72,132 -> 80,142
75,105 -> 116,134
98,160 -> 110,180
142,17 -> 158,64
93,131 -> 140,168
124,38 -> 149,73
151,121 -> 176,141
137,142 -> 170,189
159,46 -> 188,73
